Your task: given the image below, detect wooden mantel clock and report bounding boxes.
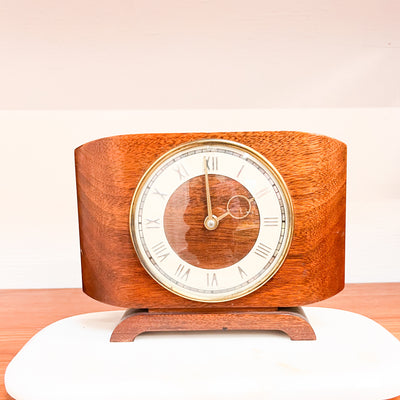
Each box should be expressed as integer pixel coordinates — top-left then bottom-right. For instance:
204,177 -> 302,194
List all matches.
75,131 -> 346,341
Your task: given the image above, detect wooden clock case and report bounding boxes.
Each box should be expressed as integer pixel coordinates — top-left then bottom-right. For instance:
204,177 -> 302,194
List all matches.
75,131 -> 346,340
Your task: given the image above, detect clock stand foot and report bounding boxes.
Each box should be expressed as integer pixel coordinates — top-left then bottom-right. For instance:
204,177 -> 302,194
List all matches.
110,307 -> 316,342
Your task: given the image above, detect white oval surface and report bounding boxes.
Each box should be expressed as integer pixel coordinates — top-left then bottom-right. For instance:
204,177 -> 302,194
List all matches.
5,307 -> 400,400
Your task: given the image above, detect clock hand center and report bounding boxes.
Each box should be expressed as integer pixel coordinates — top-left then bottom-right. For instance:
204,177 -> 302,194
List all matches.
204,215 -> 219,230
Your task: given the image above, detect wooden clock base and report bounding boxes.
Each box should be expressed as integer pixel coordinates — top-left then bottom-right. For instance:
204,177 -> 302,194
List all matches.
110,307 -> 316,342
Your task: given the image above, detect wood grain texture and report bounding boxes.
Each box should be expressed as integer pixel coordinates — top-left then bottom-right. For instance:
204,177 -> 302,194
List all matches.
1,284 -> 399,400
110,307 -> 316,342
75,131 -> 347,308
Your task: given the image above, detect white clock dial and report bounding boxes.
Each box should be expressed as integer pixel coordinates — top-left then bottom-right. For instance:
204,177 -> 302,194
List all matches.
130,139 -> 293,302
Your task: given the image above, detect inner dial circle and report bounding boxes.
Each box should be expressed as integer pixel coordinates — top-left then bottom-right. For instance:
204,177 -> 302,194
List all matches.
164,175 -> 260,269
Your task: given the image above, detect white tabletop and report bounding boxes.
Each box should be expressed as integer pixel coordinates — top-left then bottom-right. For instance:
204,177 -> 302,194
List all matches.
5,307 -> 400,400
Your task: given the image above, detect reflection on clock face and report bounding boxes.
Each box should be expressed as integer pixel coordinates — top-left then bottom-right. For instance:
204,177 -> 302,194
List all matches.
130,139 -> 293,303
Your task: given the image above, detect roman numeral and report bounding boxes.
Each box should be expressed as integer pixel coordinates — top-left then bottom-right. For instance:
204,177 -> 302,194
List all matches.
207,272 -> 218,287
263,217 -> 279,227
255,187 -> 269,198
205,156 -> 218,171
174,164 -> 189,180
152,242 -> 170,262
152,188 -> 167,199
175,264 -> 190,281
145,218 -> 160,229
237,266 -> 247,279
145,218 -> 160,228
236,165 -> 244,178
254,243 -> 272,259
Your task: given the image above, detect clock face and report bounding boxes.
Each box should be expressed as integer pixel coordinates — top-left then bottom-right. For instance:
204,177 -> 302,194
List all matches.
130,139 -> 293,303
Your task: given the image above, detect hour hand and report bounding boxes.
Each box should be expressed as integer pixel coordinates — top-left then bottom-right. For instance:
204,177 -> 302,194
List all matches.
217,195 -> 254,222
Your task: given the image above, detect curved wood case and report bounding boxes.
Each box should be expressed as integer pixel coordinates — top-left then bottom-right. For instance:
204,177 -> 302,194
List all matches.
75,131 -> 346,309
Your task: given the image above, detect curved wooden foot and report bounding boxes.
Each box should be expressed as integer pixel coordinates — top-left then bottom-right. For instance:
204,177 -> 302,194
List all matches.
110,307 -> 316,342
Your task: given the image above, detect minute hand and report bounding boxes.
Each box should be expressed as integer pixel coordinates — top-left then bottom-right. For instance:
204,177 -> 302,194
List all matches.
204,157 -> 213,218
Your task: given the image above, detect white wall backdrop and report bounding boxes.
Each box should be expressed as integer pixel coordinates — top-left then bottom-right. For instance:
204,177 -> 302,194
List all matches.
0,0 -> 399,287
0,0 -> 399,109
0,108 -> 399,288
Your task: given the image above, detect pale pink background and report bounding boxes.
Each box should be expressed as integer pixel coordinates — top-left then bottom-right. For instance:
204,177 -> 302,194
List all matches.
0,0 -> 399,109
0,1 -> 399,288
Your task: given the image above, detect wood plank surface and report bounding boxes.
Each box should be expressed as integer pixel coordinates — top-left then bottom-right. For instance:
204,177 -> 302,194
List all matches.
1,283 -> 399,400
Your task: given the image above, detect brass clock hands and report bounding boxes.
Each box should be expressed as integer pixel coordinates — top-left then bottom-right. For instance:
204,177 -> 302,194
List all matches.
216,195 -> 254,222
203,157 -> 254,230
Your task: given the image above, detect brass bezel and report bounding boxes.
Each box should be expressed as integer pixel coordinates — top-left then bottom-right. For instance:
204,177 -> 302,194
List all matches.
129,139 -> 294,303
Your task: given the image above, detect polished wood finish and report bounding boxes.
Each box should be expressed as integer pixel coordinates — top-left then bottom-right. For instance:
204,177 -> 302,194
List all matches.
75,131 -> 347,309
1,283 -> 399,400
110,307 -> 316,342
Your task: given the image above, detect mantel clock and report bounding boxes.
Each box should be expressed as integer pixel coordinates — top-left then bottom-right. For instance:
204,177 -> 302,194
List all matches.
75,131 -> 346,341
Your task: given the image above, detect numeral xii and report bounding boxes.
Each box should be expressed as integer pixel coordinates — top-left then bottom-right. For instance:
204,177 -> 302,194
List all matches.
205,156 -> 218,171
